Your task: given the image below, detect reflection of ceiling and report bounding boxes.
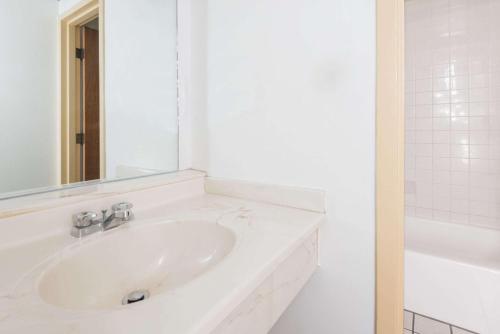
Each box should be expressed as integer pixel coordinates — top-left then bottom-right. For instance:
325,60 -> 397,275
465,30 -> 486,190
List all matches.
85,18 -> 99,31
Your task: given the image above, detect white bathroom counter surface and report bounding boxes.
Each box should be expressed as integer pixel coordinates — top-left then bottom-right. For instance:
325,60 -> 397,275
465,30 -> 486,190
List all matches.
0,193 -> 324,334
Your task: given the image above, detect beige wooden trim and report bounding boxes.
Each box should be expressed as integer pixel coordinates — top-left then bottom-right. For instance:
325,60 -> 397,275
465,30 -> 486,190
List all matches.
98,0 -> 106,179
75,28 -> 84,181
60,0 -> 104,184
376,0 -> 405,333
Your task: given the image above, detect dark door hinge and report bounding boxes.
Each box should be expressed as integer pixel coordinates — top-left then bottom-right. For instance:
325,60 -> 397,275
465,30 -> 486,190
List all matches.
76,133 -> 85,145
76,48 -> 85,60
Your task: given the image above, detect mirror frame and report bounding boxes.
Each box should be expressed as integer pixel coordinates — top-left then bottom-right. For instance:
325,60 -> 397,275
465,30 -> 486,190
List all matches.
0,170 -> 183,201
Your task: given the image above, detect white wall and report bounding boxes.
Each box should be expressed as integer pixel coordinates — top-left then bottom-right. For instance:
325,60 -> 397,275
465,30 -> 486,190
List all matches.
188,0 -> 376,333
58,0 -> 82,15
0,0 -> 58,193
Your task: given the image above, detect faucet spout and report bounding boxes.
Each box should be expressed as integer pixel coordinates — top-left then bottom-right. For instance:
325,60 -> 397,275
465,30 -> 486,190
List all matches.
101,210 -> 117,231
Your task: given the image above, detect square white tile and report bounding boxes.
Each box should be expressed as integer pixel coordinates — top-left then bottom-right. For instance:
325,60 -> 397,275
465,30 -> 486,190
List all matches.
404,310 -> 413,330
414,314 -> 451,334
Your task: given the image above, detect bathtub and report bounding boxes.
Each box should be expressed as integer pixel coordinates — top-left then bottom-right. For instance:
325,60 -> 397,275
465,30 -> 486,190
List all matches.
405,217 -> 500,334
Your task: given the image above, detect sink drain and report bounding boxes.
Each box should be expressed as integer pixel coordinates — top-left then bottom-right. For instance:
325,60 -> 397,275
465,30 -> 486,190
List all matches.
122,289 -> 150,305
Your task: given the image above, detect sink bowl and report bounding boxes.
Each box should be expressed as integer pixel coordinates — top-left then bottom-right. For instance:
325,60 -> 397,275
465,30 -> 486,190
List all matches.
38,221 -> 236,310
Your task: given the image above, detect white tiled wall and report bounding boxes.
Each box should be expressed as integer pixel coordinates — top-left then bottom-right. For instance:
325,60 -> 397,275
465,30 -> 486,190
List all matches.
405,0 -> 500,229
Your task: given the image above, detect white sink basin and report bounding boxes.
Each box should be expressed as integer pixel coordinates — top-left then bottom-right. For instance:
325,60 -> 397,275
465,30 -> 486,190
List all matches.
38,221 -> 236,310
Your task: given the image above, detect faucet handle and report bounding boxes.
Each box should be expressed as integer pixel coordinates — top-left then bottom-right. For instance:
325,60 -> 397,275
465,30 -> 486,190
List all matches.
72,211 -> 99,228
111,202 -> 134,221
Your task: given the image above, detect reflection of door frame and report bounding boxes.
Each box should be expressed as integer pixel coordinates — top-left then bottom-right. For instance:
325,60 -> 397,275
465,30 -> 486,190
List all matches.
60,0 -> 105,184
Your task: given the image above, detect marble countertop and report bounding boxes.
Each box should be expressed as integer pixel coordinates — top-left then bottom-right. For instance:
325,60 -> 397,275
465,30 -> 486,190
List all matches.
0,193 -> 324,334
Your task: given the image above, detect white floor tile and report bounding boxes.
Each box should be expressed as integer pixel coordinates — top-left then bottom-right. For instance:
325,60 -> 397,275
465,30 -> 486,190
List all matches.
452,327 -> 476,334
404,310 -> 414,330
414,314 -> 451,334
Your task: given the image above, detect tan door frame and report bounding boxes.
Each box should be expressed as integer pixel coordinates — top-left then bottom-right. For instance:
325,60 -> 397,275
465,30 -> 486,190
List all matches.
376,0 -> 405,333
60,0 -> 105,184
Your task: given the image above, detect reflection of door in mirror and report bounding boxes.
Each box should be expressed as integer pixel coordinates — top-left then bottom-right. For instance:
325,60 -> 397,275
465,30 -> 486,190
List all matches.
60,1 -> 103,185
81,21 -> 100,182
71,20 -> 100,183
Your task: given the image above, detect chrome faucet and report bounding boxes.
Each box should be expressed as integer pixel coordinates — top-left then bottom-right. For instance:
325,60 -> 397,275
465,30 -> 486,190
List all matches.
71,202 -> 134,238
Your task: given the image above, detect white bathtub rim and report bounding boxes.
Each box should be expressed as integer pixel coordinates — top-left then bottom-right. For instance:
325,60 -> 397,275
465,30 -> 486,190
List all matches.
405,249 -> 500,275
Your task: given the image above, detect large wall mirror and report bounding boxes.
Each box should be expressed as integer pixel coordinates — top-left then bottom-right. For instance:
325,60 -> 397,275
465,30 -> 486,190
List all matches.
0,0 -> 179,197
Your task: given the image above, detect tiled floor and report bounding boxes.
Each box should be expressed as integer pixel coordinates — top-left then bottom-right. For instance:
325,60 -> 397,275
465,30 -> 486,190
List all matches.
404,310 -> 478,334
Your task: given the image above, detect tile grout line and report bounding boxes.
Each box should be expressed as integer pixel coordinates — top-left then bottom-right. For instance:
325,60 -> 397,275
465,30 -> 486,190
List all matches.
412,311 -> 416,334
